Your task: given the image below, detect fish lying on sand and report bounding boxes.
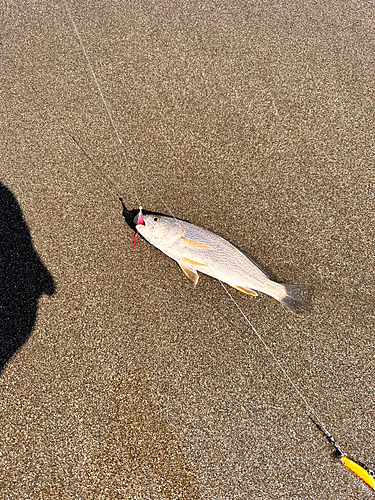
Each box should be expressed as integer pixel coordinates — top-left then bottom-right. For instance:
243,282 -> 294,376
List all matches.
120,200 -> 310,312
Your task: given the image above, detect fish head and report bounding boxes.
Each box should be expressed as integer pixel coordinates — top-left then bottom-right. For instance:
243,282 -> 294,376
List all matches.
135,213 -> 183,247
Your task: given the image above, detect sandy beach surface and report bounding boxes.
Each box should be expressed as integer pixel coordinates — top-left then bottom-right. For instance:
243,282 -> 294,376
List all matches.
1,1 -> 374,498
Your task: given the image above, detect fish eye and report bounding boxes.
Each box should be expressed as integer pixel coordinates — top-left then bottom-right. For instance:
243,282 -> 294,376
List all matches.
153,216 -> 160,223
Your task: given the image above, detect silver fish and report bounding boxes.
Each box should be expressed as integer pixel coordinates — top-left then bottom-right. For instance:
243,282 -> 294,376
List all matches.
135,211 -> 310,312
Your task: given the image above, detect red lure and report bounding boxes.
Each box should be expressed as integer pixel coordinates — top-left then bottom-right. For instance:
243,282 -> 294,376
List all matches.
133,207 -> 144,247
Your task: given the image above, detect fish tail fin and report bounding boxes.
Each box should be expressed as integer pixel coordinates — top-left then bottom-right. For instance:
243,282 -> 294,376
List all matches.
279,284 -> 311,313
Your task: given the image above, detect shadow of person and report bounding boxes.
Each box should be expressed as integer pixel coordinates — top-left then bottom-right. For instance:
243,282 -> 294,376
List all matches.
0,182 -> 55,373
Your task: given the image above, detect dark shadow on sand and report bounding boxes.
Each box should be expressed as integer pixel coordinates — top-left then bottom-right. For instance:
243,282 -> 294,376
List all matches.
0,182 -> 55,373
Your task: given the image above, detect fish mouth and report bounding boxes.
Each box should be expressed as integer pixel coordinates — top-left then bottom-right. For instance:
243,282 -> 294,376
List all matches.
133,212 -> 145,248
135,221 -> 146,233
135,219 -> 148,234
133,213 -> 145,226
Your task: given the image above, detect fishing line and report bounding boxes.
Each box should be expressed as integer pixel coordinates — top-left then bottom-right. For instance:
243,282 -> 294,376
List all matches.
217,278 -> 330,437
214,278 -> 375,491
63,2 -> 374,491
63,0 -> 178,220
68,133 -> 123,198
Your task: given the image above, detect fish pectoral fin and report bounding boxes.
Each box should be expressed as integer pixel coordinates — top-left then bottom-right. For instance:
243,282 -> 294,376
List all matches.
232,285 -> 258,296
183,237 -> 213,251
179,262 -> 199,286
181,257 -> 208,267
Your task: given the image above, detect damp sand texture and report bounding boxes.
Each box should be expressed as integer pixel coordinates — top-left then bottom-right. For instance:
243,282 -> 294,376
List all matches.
1,1 -> 374,499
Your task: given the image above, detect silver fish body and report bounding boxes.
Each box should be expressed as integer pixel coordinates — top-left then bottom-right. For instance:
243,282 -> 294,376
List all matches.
136,213 -> 310,312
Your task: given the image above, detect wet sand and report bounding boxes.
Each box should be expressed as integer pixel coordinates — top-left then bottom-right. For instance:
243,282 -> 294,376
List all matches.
1,1 -> 374,498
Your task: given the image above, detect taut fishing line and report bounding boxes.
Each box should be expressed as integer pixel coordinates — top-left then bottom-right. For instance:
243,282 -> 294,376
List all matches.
63,1 -> 374,492
63,0 -> 177,220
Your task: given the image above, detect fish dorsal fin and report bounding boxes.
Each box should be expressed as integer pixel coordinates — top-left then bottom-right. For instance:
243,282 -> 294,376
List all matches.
179,262 -> 199,286
232,285 -> 258,296
183,237 -> 213,250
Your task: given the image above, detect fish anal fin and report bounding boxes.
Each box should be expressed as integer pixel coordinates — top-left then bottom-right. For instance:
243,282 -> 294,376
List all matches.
181,257 -> 208,267
183,238 -> 213,250
232,285 -> 258,296
179,262 -> 199,286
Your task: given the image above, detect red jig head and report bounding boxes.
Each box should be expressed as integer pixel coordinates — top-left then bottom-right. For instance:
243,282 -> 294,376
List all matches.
133,206 -> 144,248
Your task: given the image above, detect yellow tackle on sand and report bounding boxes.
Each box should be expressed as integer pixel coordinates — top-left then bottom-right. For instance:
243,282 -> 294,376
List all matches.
313,420 -> 375,491
341,456 -> 375,491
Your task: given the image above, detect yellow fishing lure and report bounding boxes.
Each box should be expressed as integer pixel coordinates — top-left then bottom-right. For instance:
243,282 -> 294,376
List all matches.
314,420 -> 375,491
341,456 -> 375,491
